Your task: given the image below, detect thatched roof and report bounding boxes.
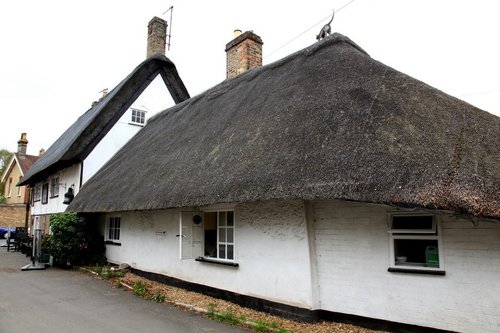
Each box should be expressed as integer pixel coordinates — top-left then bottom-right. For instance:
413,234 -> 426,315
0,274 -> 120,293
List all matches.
68,33 -> 500,220
19,55 -> 189,186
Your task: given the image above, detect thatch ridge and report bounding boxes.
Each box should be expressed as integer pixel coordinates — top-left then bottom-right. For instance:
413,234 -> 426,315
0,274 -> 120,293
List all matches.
19,55 -> 189,186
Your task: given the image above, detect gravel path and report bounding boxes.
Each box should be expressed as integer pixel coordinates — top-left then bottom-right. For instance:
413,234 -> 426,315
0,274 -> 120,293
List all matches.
88,269 -> 387,333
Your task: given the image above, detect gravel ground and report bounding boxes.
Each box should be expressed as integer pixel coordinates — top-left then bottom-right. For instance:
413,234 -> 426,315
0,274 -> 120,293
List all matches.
83,269 -> 387,333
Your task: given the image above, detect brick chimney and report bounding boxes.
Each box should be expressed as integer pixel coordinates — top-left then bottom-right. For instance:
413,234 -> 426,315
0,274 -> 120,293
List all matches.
225,30 -> 263,79
147,16 -> 168,58
17,133 -> 28,154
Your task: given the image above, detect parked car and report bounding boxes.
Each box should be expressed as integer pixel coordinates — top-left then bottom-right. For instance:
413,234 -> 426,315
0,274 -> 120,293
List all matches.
0,227 -> 16,239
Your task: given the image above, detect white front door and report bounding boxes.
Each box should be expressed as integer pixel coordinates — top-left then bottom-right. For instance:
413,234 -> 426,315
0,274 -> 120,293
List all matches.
180,211 -> 203,259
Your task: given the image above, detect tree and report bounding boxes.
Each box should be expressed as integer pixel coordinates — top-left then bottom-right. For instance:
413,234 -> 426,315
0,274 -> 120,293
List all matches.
0,149 -> 13,175
0,149 -> 13,203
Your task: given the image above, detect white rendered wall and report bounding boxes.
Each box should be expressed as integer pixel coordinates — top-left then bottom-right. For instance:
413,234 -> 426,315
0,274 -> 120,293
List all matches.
312,200 -> 500,333
83,76 -> 173,183
31,163 -> 81,216
102,200 -> 315,308
82,112 -> 142,183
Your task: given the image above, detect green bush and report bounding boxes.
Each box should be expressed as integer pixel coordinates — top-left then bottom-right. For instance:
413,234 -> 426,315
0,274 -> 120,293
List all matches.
48,212 -> 105,267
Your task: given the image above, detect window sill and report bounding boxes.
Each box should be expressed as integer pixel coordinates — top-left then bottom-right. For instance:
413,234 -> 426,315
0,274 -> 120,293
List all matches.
128,122 -> 145,127
195,256 -> 239,267
388,267 -> 445,275
104,241 -> 121,246
50,195 -> 59,199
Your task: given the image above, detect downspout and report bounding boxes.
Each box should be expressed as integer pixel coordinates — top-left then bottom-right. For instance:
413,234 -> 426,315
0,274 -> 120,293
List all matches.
24,186 -> 30,232
79,161 -> 84,189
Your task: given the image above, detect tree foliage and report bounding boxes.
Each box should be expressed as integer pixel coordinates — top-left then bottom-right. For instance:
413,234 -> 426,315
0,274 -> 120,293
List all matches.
0,149 -> 13,175
0,149 -> 13,204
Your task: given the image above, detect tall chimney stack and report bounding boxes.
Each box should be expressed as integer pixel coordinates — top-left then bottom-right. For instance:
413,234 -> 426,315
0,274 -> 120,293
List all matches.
225,30 -> 263,80
147,16 -> 168,58
17,133 -> 28,154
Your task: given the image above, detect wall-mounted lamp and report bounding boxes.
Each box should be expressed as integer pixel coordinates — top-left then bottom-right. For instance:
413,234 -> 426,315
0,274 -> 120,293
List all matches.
63,184 -> 75,205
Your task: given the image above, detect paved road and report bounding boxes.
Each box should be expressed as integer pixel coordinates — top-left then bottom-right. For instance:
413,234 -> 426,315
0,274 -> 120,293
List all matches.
0,248 -> 249,333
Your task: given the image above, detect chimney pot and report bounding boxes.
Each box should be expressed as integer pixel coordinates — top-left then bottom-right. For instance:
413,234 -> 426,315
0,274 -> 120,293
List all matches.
225,30 -> 263,80
147,16 -> 168,58
233,29 -> 242,38
17,133 -> 28,154
39,148 -> 45,156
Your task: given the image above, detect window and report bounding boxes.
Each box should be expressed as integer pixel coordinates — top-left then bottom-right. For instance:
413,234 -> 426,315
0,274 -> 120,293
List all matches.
34,183 -> 42,202
7,178 -> 12,197
180,209 -> 236,264
107,217 -> 121,242
17,177 -> 22,196
41,183 -> 49,204
204,211 -> 235,260
50,176 -> 59,197
388,214 -> 444,273
131,109 -> 146,125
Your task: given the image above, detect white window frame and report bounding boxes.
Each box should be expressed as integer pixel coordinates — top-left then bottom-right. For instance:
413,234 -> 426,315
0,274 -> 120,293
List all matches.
131,108 -> 146,125
34,183 -> 41,202
213,210 -> 235,261
180,206 -> 236,264
106,216 -> 121,242
41,182 -> 49,204
50,176 -> 60,198
388,213 -> 444,272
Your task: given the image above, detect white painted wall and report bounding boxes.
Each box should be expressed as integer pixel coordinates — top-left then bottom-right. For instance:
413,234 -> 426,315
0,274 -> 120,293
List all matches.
312,200 -> 500,333
82,111 -> 142,183
101,200 -> 315,308
98,198 -> 500,332
31,163 -> 81,217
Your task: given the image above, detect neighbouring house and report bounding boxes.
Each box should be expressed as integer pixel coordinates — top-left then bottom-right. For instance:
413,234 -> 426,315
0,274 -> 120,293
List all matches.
68,32 -> 500,333
18,17 -> 190,234
0,133 -> 41,230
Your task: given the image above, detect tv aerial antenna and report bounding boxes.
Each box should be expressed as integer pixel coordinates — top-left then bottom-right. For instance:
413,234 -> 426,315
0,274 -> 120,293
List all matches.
163,6 -> 174,51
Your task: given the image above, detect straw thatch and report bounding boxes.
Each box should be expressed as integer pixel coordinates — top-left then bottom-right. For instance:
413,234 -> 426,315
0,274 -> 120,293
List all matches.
68,34 -> 500,220
19,55 -> 189,186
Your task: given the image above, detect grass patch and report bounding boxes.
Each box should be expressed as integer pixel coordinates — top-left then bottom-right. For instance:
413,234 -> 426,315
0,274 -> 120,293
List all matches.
207,304 -> 245,326
132,281 -> 148,297
151,293 -> 166,303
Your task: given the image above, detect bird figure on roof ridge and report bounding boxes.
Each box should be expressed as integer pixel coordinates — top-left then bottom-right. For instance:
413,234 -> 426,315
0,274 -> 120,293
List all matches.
316,10 -> 335,41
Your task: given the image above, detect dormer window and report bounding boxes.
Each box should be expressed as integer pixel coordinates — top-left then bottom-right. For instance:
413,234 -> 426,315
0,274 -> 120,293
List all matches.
131,109 -> 146,125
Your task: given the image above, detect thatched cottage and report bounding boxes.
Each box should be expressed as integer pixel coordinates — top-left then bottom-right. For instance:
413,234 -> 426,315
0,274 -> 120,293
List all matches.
68,32 -> 500,333
18,17 -> 189,233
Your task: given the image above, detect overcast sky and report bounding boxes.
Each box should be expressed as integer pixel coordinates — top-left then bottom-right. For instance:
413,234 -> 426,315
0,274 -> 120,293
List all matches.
1,0 -> 499,153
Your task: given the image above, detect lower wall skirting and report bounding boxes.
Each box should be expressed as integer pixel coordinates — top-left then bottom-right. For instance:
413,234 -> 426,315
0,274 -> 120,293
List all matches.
131,268 -> 458,333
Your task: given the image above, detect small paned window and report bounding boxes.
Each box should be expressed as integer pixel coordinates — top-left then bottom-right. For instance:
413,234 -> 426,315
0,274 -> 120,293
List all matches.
34,183 -> 42,202
131,109 -> 146,125
41,183 -> 49,204
107,217 -> 121,241
204,211 -> 235,261
50,176 -> 59,197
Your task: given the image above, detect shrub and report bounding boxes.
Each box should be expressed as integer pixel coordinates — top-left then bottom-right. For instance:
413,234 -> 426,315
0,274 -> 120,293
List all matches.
48,212 -> 105,267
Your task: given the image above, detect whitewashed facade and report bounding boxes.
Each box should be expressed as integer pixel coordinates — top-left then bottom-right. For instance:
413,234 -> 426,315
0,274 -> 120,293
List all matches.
99,199 -> 500,333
